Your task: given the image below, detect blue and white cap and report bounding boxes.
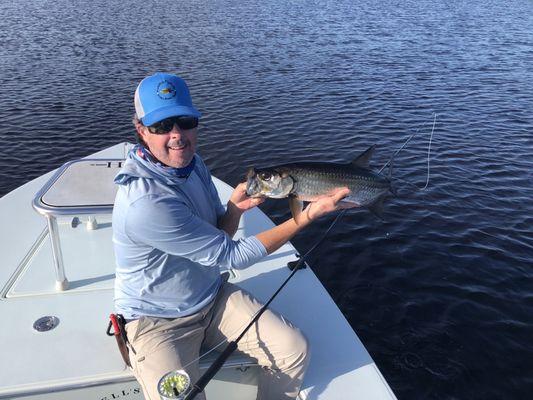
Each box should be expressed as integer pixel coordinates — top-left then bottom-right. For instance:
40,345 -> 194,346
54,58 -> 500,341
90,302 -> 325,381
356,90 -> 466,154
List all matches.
134,73 -> 201,126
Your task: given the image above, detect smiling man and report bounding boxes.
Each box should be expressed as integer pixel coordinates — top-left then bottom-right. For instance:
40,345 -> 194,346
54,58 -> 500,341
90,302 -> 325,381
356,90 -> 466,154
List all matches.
133,75 -> 199,168
112,72 -> 352,400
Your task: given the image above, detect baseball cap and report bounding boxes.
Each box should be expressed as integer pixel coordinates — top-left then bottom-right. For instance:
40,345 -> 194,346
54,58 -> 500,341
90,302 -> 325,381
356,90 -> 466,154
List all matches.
134,73 -> 202,126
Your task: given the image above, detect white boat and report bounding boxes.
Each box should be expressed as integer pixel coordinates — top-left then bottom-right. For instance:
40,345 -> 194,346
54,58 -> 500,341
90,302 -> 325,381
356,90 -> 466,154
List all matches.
0,143 -> 397,400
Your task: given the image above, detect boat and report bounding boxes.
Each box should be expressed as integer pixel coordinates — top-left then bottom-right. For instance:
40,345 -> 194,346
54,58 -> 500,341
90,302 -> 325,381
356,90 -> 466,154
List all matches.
0,143 -> 397,399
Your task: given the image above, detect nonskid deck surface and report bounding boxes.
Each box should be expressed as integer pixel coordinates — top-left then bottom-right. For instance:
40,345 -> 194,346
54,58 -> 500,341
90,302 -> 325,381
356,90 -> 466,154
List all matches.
0,143 -> 396,399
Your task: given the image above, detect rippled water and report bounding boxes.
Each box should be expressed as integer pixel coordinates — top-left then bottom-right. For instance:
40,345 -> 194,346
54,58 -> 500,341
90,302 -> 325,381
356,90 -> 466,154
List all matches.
1,0 -> 532,398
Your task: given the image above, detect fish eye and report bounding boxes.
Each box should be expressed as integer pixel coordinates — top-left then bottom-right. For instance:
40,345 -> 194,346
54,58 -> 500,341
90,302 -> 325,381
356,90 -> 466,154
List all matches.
260,172 -> 272,181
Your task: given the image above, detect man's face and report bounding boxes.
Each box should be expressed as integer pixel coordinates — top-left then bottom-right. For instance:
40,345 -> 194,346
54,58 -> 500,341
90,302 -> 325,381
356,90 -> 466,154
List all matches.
137,122 -> 198,168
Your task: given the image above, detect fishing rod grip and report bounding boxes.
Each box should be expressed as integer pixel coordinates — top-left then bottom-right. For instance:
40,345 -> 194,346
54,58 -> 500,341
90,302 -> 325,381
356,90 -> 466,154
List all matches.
184,341 -> 238,400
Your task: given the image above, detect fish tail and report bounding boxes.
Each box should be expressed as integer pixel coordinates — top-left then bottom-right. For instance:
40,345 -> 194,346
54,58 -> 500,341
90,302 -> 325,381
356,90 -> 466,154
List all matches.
368,194 -> 387,220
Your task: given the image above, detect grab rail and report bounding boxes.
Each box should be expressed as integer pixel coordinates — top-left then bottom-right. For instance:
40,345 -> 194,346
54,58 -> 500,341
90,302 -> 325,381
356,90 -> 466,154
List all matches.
32,159 -> 124,290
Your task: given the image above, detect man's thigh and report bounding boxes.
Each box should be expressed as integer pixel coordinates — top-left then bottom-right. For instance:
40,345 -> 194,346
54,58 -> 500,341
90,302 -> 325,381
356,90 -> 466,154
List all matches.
125,312 -> 210,400
203,282 -> 307,370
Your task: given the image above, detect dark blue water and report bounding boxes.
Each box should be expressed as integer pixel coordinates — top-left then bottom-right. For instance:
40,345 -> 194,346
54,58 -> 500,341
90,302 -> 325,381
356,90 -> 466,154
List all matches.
1,0 -> 532,398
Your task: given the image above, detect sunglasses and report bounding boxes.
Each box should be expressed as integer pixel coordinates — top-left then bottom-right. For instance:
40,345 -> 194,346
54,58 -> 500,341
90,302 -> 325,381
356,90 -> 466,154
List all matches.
147,116 -> 199,134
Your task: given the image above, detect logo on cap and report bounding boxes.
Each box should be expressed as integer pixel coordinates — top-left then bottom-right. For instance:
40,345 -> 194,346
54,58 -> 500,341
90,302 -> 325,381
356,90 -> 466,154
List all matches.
157,80 -> 177,100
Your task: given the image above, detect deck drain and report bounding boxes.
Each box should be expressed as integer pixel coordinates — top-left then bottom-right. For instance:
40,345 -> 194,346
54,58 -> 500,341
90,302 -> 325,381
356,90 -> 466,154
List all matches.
33,316 -> 60,332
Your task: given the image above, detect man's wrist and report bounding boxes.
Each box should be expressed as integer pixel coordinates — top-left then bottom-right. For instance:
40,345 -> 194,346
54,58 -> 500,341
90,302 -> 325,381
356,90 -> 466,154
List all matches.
226,201 -> 244,217
294,207 -> 313,227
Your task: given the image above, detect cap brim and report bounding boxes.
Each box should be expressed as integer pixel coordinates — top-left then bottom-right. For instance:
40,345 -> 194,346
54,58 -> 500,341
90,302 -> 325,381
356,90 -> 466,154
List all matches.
141,105 -> 202,126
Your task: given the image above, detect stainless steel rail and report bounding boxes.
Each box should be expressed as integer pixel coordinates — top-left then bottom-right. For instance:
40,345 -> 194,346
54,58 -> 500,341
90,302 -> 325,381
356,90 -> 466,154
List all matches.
32,159 -> 124,291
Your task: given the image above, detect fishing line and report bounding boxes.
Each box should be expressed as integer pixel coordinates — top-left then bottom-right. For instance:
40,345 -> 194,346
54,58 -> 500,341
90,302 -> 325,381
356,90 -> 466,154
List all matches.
378,131 -> 418,174
421,113 -> 437,190
180,316 -> 255,370
378,113 -> 437,191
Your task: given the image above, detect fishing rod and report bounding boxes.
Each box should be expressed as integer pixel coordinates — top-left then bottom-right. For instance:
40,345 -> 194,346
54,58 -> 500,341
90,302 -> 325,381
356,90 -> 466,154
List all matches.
183,118 -> 437,398
183,209 -> 347,400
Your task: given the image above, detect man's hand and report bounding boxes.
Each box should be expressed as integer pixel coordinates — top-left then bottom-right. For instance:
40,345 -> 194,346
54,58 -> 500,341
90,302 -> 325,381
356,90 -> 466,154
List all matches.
256,187 -> 357,254
219,183 -> 265,237
228,183 -> 265,214
299,187 -> 356,224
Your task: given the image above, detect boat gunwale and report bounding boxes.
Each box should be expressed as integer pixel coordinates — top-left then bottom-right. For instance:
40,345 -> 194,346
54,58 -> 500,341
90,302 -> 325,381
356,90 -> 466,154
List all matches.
0,358 -> 260,398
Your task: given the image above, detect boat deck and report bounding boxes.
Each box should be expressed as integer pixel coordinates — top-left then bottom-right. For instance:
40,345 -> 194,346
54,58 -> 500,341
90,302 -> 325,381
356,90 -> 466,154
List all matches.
0,143 -> 396,399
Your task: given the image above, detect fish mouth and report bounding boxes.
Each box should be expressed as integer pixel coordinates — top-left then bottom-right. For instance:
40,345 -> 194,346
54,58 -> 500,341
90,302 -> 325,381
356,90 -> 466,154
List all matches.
245,168 -> 258,196
246,183 -> 265,197
245,168 -> 268,198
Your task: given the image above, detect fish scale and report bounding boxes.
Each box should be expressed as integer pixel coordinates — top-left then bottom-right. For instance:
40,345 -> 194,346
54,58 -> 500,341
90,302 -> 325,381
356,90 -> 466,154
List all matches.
287,164 -> 390,206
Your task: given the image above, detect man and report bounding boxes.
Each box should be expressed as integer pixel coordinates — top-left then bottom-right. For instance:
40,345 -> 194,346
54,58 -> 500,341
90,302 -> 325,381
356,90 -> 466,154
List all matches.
113,72 -> 352,400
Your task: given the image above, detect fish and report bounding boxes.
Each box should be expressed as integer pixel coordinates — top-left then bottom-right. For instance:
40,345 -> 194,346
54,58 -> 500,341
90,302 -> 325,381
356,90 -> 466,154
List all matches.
245,145 -> 394,219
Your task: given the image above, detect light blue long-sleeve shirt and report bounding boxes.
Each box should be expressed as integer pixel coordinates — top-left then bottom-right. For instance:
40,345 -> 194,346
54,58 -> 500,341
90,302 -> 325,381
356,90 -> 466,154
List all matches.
112,146 -> 267,319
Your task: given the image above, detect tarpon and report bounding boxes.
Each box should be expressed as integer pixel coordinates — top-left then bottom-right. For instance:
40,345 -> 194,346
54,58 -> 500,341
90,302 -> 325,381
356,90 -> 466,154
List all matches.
245,146 -> 394,218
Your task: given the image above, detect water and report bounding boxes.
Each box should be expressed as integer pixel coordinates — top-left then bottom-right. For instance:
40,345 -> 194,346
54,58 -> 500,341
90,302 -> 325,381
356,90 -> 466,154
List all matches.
1,0 -> 532,398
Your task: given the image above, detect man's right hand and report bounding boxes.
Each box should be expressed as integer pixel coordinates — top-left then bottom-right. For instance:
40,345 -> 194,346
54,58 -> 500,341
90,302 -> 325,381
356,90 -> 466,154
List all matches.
228,182 -> 265,214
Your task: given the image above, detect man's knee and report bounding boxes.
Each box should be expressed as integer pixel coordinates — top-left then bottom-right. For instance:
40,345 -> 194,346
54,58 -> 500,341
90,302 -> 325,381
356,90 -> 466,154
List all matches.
282,325 -> 311,370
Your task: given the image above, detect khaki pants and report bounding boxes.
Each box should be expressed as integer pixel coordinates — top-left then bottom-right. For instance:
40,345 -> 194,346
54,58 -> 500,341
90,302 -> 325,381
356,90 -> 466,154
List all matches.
125,282 -> 310,400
